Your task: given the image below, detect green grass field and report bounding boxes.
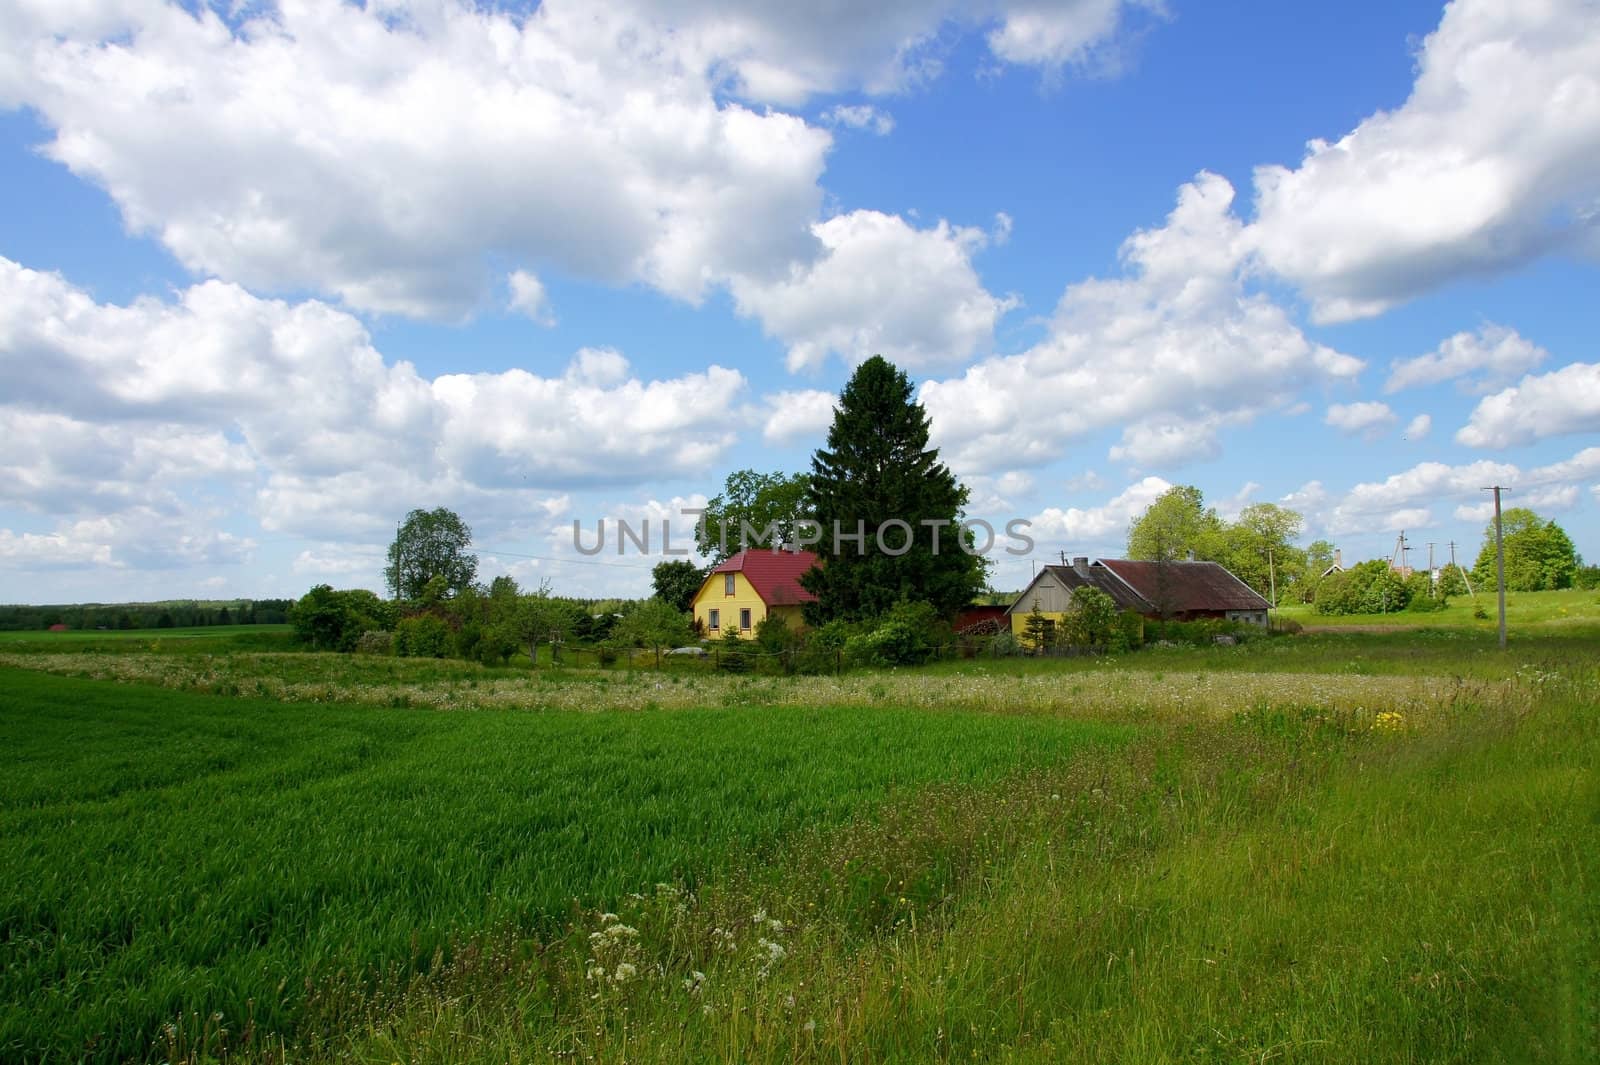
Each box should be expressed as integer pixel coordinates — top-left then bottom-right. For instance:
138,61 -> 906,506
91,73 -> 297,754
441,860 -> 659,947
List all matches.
1276,585 -> 1600,628
1,621 -> 1595,1063
0,624 -> 293,641
0,670 -> 1126,1062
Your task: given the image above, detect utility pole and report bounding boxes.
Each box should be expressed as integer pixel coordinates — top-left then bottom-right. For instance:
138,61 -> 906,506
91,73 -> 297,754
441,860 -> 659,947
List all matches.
1482,486 -> 1510,649
1449,540 -> 1475,597
1427,541 -> 1436,596
1267,547 -> 1277,613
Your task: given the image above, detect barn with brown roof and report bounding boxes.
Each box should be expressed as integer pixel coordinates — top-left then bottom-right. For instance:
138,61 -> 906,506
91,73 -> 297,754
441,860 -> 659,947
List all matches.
1006,555 -> 1270,636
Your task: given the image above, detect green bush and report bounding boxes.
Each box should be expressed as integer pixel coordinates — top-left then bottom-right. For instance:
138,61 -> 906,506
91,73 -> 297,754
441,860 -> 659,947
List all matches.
1436,564 -> 1471,597
717,627 -> 751,673
353,630 -> 394,656
1575,564 -> 1600,591
843,601 -> 945,667
289,585 -> 397,652
1061,587 -> 1119,648
394,615 -> 450,658
1146,618 -> 1250,646
476,625 -> 517,666
1313,560 -> 1411,615
988,631 -> 1022,657
1113,610 -> 1145,651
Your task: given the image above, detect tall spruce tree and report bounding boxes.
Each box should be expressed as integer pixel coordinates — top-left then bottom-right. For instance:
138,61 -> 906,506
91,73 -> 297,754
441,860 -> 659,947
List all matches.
800,356 -> 985,622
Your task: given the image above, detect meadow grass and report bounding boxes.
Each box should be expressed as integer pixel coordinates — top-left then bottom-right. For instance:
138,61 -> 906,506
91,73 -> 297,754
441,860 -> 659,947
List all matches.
0,625 -> 295,655
0,669 -> 1125,1062
1275,585 -> 1600,629
327,660 -> 1599,1065
1,624 -> 1595,1063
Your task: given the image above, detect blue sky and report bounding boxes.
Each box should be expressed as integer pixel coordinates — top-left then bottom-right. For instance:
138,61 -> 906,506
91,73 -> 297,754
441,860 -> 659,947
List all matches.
1,0 -> 1597,602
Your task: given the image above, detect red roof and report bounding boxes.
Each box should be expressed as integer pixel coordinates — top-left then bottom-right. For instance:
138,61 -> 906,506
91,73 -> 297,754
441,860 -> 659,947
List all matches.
709,549 -> 819,606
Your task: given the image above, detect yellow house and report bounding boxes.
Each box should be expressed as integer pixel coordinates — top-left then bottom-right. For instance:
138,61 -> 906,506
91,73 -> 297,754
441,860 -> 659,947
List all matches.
690,549 -> 819,639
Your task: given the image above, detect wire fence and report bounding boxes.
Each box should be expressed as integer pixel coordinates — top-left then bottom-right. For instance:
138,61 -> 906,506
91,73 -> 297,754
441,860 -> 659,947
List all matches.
516,633 -> 1120,677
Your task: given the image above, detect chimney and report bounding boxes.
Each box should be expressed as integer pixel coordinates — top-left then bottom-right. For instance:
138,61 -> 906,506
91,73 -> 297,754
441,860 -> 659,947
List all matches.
1185,549 -> 1196,562
1335,549 -> 1343,569
1072,556 -> 1090,576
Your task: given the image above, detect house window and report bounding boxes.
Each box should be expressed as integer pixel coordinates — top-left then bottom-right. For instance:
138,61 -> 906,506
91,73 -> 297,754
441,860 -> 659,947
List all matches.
708,609 -> 720,631
739,608 -> 751,631
724,573 -> 735,595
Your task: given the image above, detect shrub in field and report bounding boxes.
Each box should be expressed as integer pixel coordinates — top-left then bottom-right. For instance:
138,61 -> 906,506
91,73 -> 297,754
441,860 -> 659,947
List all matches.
1113,609 -> 1145,651
290,585 -> 397,651
452,620 -> 483,661
988,630 -> 1022,657
475,625 -> 518,666
1575,564 -> 1600,591
395,615 -> 450,658
1314,559 -> 1411,615
717,627 -> 751,673
1145,617 -> 1250,646
1061,587 -> 1119,649
1405,589 -> 1448,613
613,599 -> 694,667
354,630 -> 394,656
1436,563 -> 1471,597
844,601 -> 944,667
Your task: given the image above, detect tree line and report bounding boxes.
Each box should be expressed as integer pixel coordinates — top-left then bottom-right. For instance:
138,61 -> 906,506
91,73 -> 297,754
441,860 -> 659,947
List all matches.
0,599 -> 293,631
289,353 -> 1594,655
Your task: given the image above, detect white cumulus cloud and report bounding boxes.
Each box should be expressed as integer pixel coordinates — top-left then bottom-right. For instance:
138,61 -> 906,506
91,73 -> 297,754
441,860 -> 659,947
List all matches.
731,210 -> 1017,372
1325,401 -> 1398,438
1248,0 -> 1600,322
1385,324 -> 1548,394
759,389 -> 836,445
1455,362 -> 1600,448
921,173 -> 1362,474
0,256 -> 747,541
506,271 -> 555,325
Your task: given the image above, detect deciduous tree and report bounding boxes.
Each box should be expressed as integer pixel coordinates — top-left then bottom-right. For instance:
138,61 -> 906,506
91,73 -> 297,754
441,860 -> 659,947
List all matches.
1472,508 -> 1580,591
651,559 -> 707,613
695,470 -> 812,561
385,507 -> 478,601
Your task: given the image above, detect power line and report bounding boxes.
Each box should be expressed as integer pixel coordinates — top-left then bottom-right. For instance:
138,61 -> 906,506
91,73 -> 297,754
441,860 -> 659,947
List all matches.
479,546 -> 655,570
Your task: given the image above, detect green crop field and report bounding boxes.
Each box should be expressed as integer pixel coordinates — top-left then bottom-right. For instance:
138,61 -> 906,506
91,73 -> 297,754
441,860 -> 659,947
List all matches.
1,620 -> 1596,1063
0,669 -> 1126,1062
0,624 -> 294,641
1276,585 -> 1599,628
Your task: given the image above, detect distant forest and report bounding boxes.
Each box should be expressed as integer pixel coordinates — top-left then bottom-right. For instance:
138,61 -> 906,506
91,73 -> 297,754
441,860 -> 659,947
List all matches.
0,599 -> 294,631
